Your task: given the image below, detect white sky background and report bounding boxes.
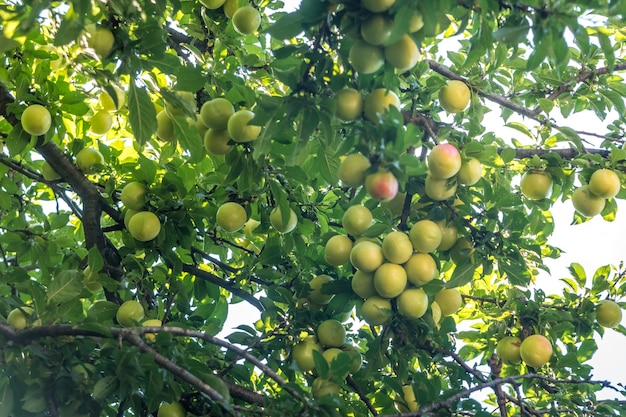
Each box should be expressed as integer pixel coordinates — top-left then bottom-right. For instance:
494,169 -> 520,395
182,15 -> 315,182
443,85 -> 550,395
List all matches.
220,0 -> 626,400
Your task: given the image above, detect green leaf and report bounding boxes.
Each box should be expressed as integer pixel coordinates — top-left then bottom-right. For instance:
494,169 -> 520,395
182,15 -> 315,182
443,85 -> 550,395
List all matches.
447,259 -> 477,288
596,31 -> 615,71
0,34 -> 20,53
266,12 -> 304,39
175,65 -> 206,92
500,259 -> 532,286
93,376 -> 118,401
568,263 -> 587,287
172,115 -> 205,164
0,382 -> 14,417
128,83 -> 157,146
47,270 -> 83,304
505,122 -> 533,139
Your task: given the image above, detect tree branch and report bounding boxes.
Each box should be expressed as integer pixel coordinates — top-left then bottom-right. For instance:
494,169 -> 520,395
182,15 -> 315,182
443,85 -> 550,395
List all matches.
0,323 -> 303,405
346,376 -> 378,416
383,373 -> 618,417
427,60 -> 626,143
182,263 -> 264,311
0,83 -> 123,304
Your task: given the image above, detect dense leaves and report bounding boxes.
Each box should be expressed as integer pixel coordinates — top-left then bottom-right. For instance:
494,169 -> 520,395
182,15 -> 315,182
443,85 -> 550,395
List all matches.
1,0 -> 626,416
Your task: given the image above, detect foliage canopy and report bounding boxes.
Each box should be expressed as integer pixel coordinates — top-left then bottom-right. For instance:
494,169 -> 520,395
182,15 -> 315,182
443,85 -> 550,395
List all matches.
1,0 -> 626,416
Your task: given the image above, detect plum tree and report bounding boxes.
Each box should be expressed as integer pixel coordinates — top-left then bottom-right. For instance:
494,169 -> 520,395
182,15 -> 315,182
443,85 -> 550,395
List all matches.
2,1 -> 626,417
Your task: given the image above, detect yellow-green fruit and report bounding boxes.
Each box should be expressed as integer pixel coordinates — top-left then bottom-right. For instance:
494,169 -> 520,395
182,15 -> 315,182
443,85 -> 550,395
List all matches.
121,181 -> 148,211
90,110 -> 113,135
143,319 -> 162,343
425,174 -> 457,201
324,235 -> 353,266
496,336 -> 522,365
200,98 -> 235,130
312,377 -> 341,399
223,0 -> 239,18
364,88 -> 401,123
227,109 -> 261,143
322,347 -> 345,369
87,27 -> 115,58
361,0 -> 395,12
204,129 -> 233,156
76,148 -> 105,174
335,88 -> 363,121
351,270 -> 377,299
596,300 -> 622,328
519,334 -> 553,368
156,110 -> 176,142
572,185 -> 606,217
431,301 -> 442,325
457,157 -> 482,186
520,172 -> 552,200
395,385 -> 419,413
232,6 -> 261,35
124,209 -> 138,229
342,205 -> 373,236
381,231 -> 413,264
588,169 -> 621,199
384,34 -> 420,72
409,11 -> 424,32
7,307 -> 34,329
293,336 -> 323,372
404,253 -> 438,286
373,263 -> 407,298
434,288 -> 463,316
269,206 -> 298,233
21,104 -> 52,136
116,300 -> 145,327
365,169 -> 399,201
194,114 -> 209,137
428,143 -> 462,179
84,266 -> 102,291
396,287 -> 428,318
317,319 -> 346,347
216,202 -> 247,232
409,220 -> 442,253
308,274 -> 334,305
128,211 -> 161,241
338,153 -> 371,187
243,218 -> 260,237
360,296 -> 392,325
350,241 -> 384,272
42,161 -> 61,181
99,86 -> 125,111
437,222 -> 458,251
349,40 -> 384,74
157,401 -> 185,417
360,14 -> 394,46
439,80 -> 471,113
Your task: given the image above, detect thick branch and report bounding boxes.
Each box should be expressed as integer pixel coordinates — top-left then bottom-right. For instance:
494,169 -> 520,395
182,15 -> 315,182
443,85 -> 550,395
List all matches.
0,323 -> 301,405
427,60 -> 626,142
123,332 -> 236,414
182,263 -> 264,311
0,83 -> 123,303
346,376 -> 378,416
